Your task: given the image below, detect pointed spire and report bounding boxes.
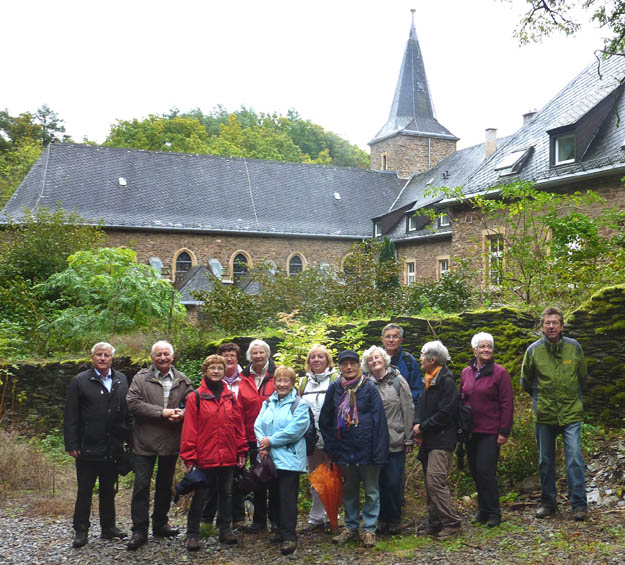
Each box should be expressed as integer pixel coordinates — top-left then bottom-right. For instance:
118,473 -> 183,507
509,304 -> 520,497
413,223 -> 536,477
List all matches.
370,12 -> 457,145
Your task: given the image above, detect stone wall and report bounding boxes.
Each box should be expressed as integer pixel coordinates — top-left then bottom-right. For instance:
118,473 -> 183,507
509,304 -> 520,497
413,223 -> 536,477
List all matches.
105,230 -> 356,280
395,235 -> 453,283
370,135 -> 457,178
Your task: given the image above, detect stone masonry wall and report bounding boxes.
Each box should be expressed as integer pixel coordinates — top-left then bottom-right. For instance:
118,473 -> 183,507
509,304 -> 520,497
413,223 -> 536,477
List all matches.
396,236 -> 452,283
104,230 -> 356,280
370,135 -> 456,178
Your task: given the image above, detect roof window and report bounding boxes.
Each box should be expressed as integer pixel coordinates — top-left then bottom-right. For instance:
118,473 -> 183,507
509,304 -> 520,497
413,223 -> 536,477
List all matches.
118,177 -> 127,187
494,147 -> 534,176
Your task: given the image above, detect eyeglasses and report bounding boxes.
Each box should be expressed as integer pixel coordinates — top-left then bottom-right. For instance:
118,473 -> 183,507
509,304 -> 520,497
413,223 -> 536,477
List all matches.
542,321 -> 561,327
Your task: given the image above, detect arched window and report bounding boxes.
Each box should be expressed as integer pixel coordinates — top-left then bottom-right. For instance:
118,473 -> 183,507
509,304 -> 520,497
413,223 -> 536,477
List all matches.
288,254 -> 304,277
175,251 -> 193,281
233,253 -> 249,282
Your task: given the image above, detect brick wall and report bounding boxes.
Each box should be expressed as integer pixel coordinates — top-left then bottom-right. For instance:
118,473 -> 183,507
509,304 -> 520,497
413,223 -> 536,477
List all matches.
104,229 -> 356,279
370,135 -> 456,178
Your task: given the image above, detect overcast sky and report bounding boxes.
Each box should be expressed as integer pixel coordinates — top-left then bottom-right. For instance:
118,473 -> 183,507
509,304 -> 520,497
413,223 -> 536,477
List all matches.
4,0 -> 605,150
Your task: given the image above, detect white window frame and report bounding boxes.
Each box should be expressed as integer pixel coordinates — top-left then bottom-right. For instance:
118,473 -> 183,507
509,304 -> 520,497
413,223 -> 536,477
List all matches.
408,214 -> 417,232
438,257 -> 449,279
438,210 -> 450,228
406,261 -> 416,285
488,235 -> 504,286
373,221 -> 381,238
555,133 -> 575,165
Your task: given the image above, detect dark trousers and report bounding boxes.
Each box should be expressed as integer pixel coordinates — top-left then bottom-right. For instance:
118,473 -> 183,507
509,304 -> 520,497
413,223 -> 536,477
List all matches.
468,433 -> 501,519
249,444 -> 277,528
73,459 -> 117,532
130,454 -> 178,534
268,470 -> 300,542
187,467 -> 235,535
379,450 -> 405,525
202,471 -> 246,524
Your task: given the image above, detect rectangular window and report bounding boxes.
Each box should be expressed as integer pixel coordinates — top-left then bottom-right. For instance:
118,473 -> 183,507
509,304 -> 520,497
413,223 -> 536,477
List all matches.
438,258 -> 449,279
406,261 -> 416,285
438,210 -> 450,227
408,214 -> 417,232
373,221 -> 381,238
381,154 -> 388,171
488,235 -> 504,286
555,134 -> 575,165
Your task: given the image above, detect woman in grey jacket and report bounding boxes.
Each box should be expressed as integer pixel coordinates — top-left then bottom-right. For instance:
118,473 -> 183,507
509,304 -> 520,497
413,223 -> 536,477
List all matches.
362,345 -> 414,535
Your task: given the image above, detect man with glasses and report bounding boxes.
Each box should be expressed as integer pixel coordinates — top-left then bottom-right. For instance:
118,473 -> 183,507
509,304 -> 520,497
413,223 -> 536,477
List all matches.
521,306 -> 588,521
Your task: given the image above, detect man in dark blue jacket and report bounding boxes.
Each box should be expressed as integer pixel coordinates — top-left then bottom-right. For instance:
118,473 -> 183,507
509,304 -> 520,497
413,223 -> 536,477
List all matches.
381,323 -> 423,405
64,342 -> 130,548
319,350 -> 388,549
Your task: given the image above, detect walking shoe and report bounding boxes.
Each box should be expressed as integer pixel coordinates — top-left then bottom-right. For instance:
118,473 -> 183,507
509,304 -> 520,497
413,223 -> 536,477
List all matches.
269,532 -> 282,544
487,515 -> 501,528
362,530 -> 376,548
280,540 -> 297,555
185,535 -> 200,552
101,526 -> 128,539
535,504 -> 556,519
388,523 -> 402,535
375,521 -> 388,534
573,508 -> 588,522
219,529 -> 238,545
434,526 -> 461,540
417,522 -> 440,536
126,531 -> 147,550
153,524 -> 179,537
301,521 -> 325,533
72,530 -> 88,548
471,512 -> 487,525
332,528 -> 357,544
244,522 -> 266,533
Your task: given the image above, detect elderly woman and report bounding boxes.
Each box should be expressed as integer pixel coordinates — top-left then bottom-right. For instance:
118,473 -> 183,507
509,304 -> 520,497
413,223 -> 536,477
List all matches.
179,355 -> 248,551
460,332 -> 514,527
255,366 -> 310,556
413,341 -> 462,540
239,339 -> 277,532
362,345 -> 414,535
299,344 -> 337,531
319,350 -> 388,549
202,342 -> 259,528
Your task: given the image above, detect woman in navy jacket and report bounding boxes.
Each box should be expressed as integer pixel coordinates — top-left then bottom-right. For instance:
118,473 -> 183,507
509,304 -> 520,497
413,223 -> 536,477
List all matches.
459,332 -> 514,527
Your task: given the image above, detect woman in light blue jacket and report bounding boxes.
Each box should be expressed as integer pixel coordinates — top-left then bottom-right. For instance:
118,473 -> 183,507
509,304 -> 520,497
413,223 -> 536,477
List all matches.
255,365 -> 309,556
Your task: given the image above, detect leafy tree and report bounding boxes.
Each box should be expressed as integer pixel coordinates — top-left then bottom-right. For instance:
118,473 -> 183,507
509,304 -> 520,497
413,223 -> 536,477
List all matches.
516,0 -> 625,57
378,236 -> 399,289
38,247 -> 186,350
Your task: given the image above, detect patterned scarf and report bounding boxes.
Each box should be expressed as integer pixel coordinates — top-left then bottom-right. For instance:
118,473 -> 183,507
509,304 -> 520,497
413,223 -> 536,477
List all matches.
337,373 -> 363,437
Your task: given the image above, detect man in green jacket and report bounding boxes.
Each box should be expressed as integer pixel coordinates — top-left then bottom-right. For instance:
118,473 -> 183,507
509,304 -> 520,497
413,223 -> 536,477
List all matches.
520,306 -> 588,521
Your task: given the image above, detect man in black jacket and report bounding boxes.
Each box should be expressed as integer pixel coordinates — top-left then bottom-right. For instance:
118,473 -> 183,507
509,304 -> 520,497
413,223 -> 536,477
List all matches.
64,342 -> 130,548
413,340 -> 462,539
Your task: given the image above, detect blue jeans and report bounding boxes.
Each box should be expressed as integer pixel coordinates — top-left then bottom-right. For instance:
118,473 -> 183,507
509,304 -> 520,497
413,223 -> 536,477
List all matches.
339,463 -> 380,532
378,451 -> 405,525
535,421 -> 587,510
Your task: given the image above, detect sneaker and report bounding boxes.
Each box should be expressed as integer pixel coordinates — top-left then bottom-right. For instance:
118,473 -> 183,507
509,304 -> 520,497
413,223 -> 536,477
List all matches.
535,504 -> 556,519
185,535 -> 200,552
101,526 -> 127,540
280,540 -> 297,555
573,508 -> 588,522
302,521 -> 325,533
435,526 -> 461,540
332,528 -> 357,544
362,530 -> 376,548
72,530 -> 88,548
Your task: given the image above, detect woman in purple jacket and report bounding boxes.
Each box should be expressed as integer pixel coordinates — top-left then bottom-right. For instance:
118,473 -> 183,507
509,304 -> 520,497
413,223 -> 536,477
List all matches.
459,332 -> 514,527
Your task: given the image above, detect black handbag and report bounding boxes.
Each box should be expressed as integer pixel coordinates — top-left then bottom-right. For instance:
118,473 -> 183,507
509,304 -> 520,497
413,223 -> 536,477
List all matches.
238,453 -> 278,494
115,447 -> 133,476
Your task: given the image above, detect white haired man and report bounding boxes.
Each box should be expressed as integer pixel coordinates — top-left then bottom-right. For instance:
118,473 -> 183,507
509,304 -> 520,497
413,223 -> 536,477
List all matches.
64,342 -> 130,548
126,340 -> 194,550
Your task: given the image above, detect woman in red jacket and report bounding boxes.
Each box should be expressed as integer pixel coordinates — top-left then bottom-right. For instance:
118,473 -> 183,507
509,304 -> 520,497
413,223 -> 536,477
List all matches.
459,332 -> 514,528
180,355 -> 248,551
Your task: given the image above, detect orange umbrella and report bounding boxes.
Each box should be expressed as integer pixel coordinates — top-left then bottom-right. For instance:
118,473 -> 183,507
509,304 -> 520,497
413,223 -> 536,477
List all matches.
309,462 -> 343,530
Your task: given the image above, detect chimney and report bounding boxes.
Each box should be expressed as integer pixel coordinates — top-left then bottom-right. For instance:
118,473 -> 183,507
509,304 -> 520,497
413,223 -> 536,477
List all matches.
523,110 -> 537,126
485,128 -> 497,158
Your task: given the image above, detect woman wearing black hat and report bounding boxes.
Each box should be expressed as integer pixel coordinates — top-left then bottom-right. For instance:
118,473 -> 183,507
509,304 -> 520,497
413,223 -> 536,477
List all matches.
318,350 -> 389,549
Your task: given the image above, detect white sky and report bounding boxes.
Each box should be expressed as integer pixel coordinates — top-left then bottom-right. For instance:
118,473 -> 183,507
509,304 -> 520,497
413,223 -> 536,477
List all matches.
3,0 -> 605,151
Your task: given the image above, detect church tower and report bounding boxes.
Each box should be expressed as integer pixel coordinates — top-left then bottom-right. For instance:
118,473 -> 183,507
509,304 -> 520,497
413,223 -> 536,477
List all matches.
369,11 -> 457,178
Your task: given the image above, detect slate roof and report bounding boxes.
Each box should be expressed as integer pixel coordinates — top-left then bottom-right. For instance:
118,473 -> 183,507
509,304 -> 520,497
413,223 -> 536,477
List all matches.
460,55 -> 625,195
369,18 -> 457,146
1,143 -> 404,239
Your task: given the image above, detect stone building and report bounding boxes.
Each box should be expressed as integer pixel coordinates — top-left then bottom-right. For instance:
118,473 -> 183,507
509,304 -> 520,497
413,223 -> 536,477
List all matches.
3,16 -> 625,295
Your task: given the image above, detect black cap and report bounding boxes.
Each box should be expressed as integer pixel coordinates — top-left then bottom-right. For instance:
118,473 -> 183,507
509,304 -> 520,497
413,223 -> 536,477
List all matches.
337,350 -> 359,363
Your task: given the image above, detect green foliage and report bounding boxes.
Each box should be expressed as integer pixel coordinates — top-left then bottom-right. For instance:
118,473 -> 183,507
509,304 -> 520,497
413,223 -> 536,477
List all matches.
106,106 -> 369,169
37,247 -> 186,351
274,313 -> 334,369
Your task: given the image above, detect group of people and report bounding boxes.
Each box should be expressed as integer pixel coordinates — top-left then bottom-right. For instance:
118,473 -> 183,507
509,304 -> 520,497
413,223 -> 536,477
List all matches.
64,306 -> 589,554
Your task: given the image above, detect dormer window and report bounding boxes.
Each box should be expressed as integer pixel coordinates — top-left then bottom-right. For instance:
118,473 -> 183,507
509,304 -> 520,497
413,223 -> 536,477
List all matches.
373,221 -> 381,238
407,214 -> 417,232
438,210 -> 450,228
555,133 -> 575,165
